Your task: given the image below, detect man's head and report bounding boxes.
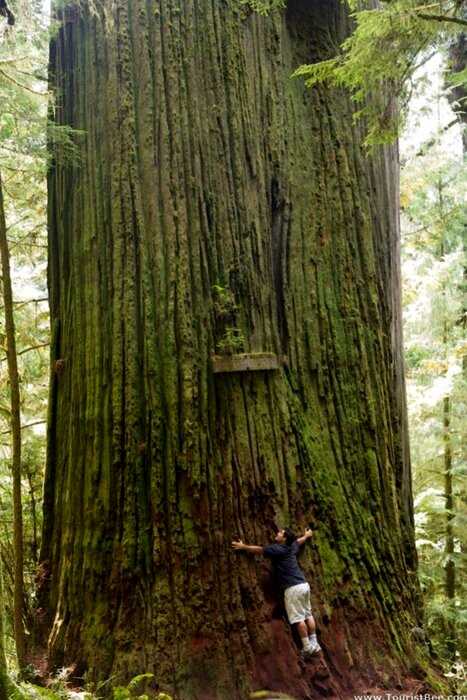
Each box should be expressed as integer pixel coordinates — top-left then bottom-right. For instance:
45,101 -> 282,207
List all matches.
274,527 -> 296,546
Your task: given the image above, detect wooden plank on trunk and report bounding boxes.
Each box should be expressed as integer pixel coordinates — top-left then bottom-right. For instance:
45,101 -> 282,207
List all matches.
211,352 -> 286,374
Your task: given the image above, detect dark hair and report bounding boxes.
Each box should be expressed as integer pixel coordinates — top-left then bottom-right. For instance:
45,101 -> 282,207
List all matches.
284,528 -> 296,546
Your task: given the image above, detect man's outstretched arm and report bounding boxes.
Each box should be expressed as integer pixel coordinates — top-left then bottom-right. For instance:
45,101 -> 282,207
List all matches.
232,540 -> 264,555
296,528 -> 313,546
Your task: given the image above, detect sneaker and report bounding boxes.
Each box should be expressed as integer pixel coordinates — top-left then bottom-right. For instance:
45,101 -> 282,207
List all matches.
301,644 -> 321,660
300,647 -> 317,661
308,635 -> 322,654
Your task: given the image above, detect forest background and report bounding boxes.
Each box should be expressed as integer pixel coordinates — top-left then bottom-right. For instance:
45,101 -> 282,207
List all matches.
0,0 -> 465,697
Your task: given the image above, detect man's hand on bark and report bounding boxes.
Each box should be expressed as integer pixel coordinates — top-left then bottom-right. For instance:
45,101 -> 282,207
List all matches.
296,528 -> 314,546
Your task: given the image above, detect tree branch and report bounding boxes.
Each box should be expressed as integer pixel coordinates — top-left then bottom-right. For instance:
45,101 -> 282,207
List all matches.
18,342 -> 49,356
0,69 -> 46,97
0,420 -> 46,436
12,297 -> 48,309
416,12 -> 467,27
0,343 -> 49,364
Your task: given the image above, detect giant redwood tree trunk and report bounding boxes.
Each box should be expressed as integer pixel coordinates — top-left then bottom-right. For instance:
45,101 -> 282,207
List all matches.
40,1 -> 425,697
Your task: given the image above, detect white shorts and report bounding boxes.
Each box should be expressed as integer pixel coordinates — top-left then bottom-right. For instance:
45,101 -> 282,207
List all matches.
284,582 -> 312,624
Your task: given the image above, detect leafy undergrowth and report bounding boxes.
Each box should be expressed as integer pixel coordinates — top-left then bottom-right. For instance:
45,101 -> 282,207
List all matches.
6,661 -> 465,700
6,673 -> 172,700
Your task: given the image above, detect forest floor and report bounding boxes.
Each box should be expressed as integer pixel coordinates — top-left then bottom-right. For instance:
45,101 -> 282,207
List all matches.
23,644 -> 454,700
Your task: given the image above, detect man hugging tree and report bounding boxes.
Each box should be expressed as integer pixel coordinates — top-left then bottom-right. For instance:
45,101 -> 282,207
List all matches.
232,527 -> 321,659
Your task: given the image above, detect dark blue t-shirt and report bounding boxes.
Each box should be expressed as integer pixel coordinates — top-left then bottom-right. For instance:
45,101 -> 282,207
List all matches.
263,541 -> 306,592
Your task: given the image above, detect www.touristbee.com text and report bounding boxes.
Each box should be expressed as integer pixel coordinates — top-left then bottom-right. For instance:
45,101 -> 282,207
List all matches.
353,695 -> 467,700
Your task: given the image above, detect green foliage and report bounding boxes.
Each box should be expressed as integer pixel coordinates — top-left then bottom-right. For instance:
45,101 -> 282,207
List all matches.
110,673 -> 172,700
0,0 -> 50,673
212,284 -> 238,319
8,674 -> 174,700
3,680 -> 57,700
292,0 -> 466,146
401,76 -> 466,676
216,326 -> 245,354
212,284 -> 245,354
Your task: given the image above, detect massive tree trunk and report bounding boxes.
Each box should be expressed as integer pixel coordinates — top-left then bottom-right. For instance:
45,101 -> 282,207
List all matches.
40,1 -> 424,697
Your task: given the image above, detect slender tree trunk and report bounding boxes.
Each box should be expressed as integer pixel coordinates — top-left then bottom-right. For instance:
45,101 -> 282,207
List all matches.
39,2 -> 423,698
438,169 -> 457,665
442,393 -> 456,662
0,554 -> 8,700
447,32 -> 467,371
25,466 -> 38,566
0,173 -> 26,672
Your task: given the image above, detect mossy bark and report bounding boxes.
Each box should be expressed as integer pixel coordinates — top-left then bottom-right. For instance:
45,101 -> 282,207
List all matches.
41,1 -> 422,697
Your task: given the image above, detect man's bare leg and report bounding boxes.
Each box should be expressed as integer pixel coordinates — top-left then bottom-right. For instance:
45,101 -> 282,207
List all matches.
305,616 -> 316,635
296,620 -> 308,642
296,620 -> 313,654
